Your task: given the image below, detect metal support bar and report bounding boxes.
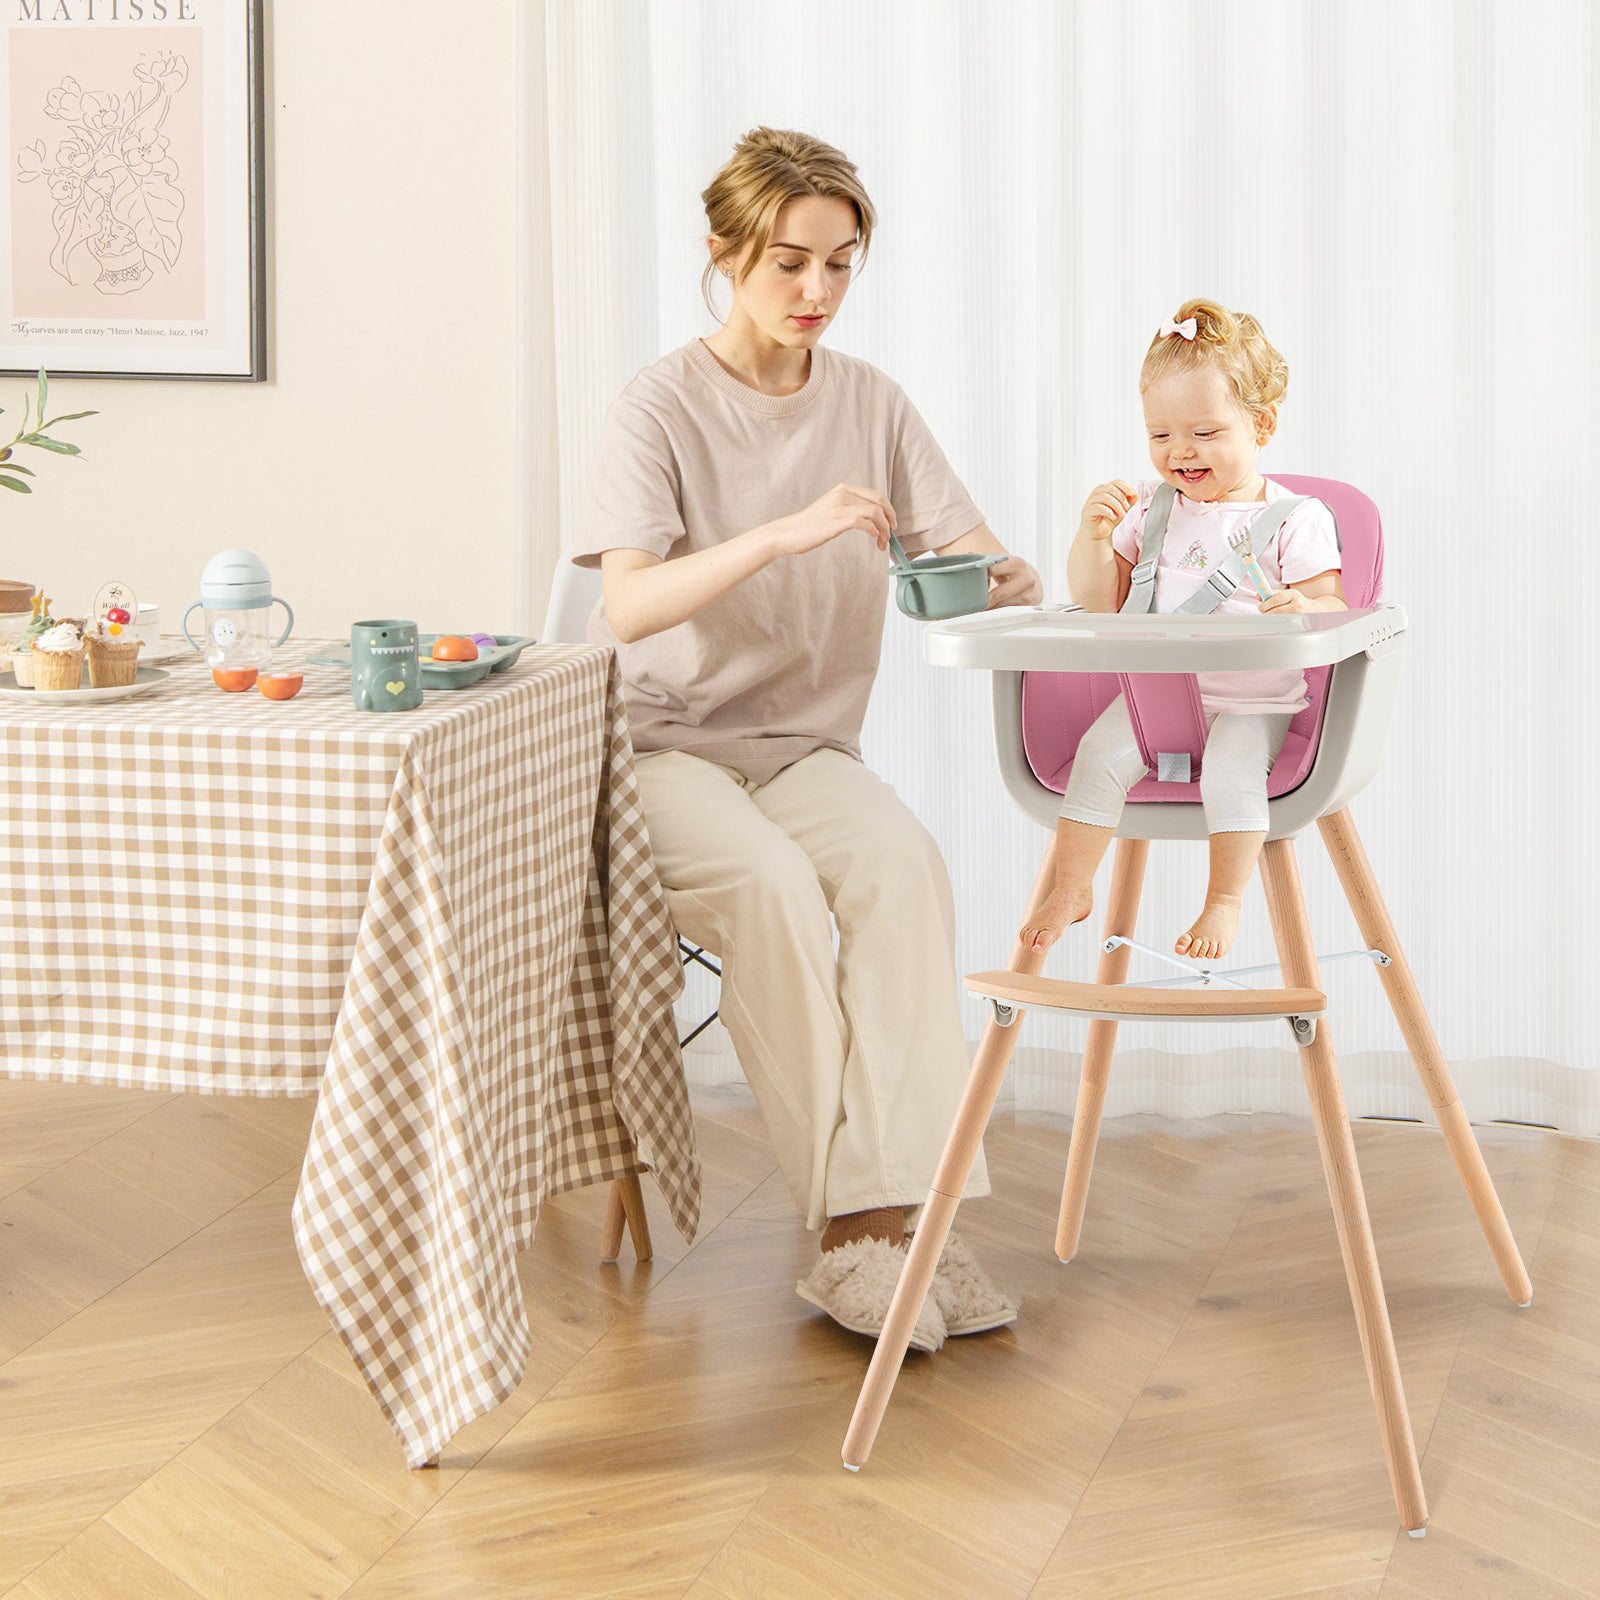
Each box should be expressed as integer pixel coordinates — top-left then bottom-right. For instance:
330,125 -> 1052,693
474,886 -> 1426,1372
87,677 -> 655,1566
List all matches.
1100,936 -> 1251,989
679,942 -> 722,978
679,1010 -> 720,1048
1101,938 -> 1390,990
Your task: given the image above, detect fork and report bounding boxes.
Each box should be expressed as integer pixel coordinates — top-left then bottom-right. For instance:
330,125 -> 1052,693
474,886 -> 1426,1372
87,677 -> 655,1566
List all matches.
1227,525 -> 1276,601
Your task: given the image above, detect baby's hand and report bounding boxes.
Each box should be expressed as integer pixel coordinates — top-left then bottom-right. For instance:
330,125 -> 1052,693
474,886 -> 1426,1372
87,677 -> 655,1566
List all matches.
1079,480 -> 1137,541
1259,589 -> 1313,615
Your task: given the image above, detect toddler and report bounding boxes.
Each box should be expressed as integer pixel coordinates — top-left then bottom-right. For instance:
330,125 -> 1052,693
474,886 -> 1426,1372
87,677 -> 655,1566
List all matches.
1021,298 -> 1346,962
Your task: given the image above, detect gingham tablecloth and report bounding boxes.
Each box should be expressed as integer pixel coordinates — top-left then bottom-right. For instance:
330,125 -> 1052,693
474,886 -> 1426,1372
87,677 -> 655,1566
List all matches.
0,642 -> 699,1465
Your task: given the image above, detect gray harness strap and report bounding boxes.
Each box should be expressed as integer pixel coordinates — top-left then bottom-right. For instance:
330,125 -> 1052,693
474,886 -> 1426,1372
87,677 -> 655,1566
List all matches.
1120,483 -> 1315,615
1114,484 -> 1317,784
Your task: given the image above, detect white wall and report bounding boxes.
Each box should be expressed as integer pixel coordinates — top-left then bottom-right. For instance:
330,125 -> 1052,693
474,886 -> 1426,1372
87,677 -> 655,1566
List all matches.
6,1 -> 519,644
536,0 -> 1600,1132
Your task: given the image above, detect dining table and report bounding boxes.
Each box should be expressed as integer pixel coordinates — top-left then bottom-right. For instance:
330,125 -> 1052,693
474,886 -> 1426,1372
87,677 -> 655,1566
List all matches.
0,636 -> 700,1467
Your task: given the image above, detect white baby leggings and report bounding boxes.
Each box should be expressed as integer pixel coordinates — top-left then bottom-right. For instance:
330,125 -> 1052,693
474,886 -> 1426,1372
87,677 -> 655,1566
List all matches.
1058,696 -> 1294,833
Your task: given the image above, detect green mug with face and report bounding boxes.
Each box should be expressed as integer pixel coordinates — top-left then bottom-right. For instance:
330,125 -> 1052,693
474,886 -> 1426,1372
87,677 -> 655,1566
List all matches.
350,619 -> 424,711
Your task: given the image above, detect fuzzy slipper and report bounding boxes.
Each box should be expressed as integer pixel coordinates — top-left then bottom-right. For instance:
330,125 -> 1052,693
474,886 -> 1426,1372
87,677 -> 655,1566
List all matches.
796,1236 -> 947,1353
923,1229 -> 1019,1336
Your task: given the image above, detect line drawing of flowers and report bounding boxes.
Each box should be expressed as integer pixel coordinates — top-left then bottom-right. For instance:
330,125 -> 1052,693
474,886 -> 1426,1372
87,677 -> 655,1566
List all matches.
14,53 -> 189,297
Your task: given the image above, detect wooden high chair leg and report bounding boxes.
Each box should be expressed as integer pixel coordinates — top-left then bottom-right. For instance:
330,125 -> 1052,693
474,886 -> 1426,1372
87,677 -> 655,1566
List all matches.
1261,838 -> 1428,1535
1055,838 -> 1149,1262
599,1173 -> 653,1264
1317,809 -> 1532,1307
841,835 -> 1063,1471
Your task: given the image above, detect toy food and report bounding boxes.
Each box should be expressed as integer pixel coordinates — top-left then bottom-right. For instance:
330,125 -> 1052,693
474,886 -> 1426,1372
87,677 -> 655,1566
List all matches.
32,621 -> 85,692
212,666 -> 259,691
431,635 -> 478,661
469,633 -> 498,651
84,629 -> 143,687
8,591 -> 54,686
80,580 -> 145,686
258,672 -> 303,700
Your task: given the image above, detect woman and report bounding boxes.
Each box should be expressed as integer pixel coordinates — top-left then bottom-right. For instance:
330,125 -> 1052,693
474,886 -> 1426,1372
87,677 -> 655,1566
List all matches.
570,127 -> 1041,1352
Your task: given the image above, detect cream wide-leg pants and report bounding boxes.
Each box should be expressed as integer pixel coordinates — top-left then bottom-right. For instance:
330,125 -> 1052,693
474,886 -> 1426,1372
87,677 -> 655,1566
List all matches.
634,747 -> 990,1232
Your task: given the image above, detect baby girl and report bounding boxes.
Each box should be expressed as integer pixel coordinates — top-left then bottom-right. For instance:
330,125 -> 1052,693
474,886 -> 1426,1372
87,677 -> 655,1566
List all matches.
1021,298 -> 1346,961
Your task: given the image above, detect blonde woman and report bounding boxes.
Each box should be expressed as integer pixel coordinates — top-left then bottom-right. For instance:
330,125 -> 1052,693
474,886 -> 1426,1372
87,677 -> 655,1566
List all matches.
569,127 -> 1039,1351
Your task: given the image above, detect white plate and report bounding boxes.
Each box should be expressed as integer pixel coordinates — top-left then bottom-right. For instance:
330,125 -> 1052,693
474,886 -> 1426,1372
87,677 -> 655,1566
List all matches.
138,639 -> 193,664
0,665 -> 170,703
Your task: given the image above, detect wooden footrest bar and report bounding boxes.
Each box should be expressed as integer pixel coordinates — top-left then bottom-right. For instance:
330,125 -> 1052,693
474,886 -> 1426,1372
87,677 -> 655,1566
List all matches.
965,971 -> 1326,1023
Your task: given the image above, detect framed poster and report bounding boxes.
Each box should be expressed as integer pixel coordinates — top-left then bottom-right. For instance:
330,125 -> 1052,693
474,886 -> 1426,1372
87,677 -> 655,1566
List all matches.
0,0 -> 265,380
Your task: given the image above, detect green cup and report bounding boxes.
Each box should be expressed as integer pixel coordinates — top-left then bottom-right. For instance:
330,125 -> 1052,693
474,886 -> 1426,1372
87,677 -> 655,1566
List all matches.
350,619 -> 424,711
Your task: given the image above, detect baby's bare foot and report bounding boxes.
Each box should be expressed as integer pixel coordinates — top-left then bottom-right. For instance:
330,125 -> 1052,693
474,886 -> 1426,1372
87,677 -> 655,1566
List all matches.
1020,885 -> 1094,953
1175,899 -> 1241,962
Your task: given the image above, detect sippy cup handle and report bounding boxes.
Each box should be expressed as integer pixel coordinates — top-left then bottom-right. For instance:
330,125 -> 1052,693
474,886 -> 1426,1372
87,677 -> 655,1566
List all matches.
270,596 -> 295,646
180,600 -> 204,651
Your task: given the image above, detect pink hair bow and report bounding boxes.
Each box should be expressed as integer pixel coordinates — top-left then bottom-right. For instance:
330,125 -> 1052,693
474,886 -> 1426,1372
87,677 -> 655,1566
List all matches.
1160,317 -> 1197,341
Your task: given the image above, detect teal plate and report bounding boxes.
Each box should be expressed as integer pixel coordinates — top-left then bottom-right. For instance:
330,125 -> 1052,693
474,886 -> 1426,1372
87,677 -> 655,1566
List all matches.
307,634 -> 538,690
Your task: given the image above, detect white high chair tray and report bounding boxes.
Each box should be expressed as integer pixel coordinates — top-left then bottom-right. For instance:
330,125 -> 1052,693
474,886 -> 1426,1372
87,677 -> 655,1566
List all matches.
923,604 -> 1405,674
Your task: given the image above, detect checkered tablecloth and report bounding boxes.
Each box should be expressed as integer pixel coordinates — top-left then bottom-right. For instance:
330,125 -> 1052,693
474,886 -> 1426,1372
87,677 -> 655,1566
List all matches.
0,641 -> 700,1465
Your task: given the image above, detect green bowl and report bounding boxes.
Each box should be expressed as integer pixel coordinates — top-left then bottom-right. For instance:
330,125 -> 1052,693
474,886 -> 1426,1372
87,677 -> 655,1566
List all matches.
893,554 -> 1005,621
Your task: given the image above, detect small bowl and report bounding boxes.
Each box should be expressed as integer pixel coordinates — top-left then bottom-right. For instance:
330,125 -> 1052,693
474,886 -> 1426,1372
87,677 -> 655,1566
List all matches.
213,667 -> 260,692
892,553 -> 1005,621
258,672 -> 304,701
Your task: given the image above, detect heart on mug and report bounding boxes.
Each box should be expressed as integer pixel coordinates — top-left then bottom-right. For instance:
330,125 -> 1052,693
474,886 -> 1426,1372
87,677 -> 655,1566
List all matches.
385,679 -> 405,695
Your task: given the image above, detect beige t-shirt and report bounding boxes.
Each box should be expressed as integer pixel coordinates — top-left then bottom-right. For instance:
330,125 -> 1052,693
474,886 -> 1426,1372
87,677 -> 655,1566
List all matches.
570,339 -> 985,784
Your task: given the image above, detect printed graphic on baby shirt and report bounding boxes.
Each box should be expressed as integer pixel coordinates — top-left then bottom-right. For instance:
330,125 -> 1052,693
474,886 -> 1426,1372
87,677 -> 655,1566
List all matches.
1177,539 -> 1208,571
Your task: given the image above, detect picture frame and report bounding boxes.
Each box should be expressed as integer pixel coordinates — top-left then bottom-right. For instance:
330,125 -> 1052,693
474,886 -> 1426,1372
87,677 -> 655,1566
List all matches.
0,0 -> 266,381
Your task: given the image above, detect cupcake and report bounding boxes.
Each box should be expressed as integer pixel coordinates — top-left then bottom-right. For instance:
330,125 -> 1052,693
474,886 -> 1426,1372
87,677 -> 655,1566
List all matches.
31,622 -> 85,692
84,627 -> 144,687
9,592 -> 55,687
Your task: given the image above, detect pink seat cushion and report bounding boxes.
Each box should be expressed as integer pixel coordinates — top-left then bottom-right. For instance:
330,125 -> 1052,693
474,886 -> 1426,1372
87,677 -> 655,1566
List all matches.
1021,476 -> 1382,803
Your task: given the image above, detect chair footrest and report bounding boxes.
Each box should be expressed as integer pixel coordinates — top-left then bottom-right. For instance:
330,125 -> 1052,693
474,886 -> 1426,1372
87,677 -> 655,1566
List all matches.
965,971 -> 1326,1023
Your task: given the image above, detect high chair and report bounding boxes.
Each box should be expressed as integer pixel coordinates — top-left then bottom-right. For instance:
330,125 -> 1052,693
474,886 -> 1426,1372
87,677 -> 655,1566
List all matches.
840,476 -> 1530,1536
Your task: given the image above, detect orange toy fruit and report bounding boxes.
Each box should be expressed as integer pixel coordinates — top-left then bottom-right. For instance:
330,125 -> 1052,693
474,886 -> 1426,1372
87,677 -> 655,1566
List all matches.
431,635 -> 478,661
213,667 -> 259,691
258,673 -> 304,701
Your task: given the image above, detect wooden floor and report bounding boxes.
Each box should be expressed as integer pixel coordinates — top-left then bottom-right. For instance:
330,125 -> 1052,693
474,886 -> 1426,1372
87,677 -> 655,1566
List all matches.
2,1079 -> 1597,1600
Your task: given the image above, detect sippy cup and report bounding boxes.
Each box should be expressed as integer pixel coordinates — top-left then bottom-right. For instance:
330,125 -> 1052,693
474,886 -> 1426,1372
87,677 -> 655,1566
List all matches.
181,549 -> 295,671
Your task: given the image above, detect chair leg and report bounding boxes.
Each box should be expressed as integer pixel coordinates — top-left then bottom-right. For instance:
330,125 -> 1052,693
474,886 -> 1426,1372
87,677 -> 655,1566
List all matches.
842,832 -> 1061,1471
1261,838 -> 1428,1535
1317,808 -> 1532,1306
598,1172 -> 653,1264
1056,837 -> 1149,1262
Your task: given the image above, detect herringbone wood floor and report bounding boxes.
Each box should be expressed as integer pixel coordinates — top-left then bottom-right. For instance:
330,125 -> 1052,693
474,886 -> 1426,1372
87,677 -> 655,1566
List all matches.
1,1076 -> 1596,1599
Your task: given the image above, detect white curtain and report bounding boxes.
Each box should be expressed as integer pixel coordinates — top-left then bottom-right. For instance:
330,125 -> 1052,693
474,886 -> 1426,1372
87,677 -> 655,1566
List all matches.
523,0 -> 1600,1133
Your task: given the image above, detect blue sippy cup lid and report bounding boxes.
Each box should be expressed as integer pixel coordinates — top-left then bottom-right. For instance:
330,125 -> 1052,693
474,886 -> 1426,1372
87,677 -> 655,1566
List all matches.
199,548 -> 274,609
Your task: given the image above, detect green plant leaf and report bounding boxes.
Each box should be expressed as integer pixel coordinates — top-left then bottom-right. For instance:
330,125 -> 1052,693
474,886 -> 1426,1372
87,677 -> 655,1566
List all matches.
36,369 -> 48,423
0,460 -> 35,475
43,410 -> 97,425
0,475 -> 31,494
25,437 -> 79,455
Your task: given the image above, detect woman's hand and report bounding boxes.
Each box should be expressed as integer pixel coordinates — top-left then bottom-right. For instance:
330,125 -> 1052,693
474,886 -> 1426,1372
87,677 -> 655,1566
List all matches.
765,483 -> 896,558
1078,480 -> 1137,542
986,556 -> 1043,608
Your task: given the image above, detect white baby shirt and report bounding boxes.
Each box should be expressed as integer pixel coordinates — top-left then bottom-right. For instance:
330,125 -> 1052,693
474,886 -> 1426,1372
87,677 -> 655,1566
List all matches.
1110,477 -> 1343,714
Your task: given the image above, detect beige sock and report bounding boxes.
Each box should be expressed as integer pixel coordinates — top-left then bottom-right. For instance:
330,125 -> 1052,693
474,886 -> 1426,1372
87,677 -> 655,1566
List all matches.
820,1206 -> 906,1253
